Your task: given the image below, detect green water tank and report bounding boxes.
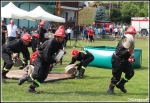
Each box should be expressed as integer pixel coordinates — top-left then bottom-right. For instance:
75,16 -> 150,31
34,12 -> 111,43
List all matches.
82,46 -> 142,69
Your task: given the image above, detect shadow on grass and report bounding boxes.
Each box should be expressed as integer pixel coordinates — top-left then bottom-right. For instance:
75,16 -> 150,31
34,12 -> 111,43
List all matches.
39,89 -> 148,97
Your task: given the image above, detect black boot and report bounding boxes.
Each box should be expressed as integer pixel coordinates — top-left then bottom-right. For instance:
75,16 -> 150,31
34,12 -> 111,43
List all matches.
28,84 -> 40,94
75,69 -> 85,79
18,74 -> 29,85
2,75 -> 6,83
107,83 -> 115,94
2,70 -> 9,83
116,78 -> 127,93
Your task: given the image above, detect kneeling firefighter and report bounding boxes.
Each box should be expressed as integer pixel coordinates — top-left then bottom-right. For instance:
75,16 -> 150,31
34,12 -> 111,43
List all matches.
69,49 -> 94,79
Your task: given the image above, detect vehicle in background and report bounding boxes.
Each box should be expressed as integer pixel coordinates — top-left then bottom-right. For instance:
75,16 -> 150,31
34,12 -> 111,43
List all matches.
131,17 -> 149,36
94,21 -> 111,33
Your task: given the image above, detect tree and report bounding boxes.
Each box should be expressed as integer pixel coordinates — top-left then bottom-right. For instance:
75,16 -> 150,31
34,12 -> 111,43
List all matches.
93,6 -> 107,21
110,8 -> 122,23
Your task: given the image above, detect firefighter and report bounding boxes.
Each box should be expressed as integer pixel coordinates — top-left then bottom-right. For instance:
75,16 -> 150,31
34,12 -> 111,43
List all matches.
31,33 -> 39,53
69,49 -> 94,79
37,21 -> 47,48
2,34 -> 31,82
18,28 -> 65,94
107,26 -> 136,94
17,33 -> 39,70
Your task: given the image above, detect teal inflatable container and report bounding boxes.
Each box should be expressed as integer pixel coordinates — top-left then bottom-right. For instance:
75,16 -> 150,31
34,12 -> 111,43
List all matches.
82,46 -> 142,69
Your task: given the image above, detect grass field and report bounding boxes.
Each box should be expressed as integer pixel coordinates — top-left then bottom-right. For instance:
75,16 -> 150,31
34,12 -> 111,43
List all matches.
1,36 -> 149,102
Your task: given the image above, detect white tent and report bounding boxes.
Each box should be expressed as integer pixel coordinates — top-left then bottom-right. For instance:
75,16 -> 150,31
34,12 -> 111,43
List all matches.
1,2 -> 38,21
29,6 -> 65,23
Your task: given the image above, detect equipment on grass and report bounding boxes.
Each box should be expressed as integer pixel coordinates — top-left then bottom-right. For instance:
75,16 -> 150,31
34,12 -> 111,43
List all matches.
13,58 -> 23,67
54,49 -> 65,61
65,64 -> 77,76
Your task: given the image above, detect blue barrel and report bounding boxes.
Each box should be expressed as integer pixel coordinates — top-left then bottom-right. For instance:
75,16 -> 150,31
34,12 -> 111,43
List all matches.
82,46 -> 142,69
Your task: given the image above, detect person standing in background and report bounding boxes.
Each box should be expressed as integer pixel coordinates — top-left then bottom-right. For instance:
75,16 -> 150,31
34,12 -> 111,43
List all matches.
66,27 -> 71,40
1,21 -> 8,45
6,19 -> 18,42
37,21 -> 47,48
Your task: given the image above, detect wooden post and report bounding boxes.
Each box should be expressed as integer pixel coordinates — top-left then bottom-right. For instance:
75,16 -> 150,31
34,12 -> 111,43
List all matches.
76,2 -> 79,26
55,2 -> 61,28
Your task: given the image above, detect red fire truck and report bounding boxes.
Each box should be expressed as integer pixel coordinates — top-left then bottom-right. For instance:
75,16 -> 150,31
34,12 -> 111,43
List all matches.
94,21 -> 112,33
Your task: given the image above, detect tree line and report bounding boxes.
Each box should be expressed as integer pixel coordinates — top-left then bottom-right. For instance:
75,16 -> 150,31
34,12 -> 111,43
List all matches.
93,1 -> 148,24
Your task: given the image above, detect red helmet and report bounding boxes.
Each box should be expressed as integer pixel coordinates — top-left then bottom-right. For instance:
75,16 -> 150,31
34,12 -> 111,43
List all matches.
125,26 -> 136,35
30,50 -> 39,65
71,49 -> 79,57
33,33 -> 39,39
21,34 -> 31,42
39,21 -> 45,26
58,25 -> 64,30
54,29 -> 65,37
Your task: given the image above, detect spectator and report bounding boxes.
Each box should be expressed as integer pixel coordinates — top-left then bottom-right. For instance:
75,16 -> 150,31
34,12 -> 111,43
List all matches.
21,27 -> 28,37
6,19 -> 18,42
1,21 -> 7,45
102,27 -> 106,39
66,27 -> 72,40
109,23 -> 113,35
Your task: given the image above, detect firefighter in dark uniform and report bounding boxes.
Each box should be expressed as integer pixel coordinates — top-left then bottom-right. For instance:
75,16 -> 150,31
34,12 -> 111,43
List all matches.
37,21 -> 47,48
2,34 -> 31,82
107,26 -> 136,94
69,49 -> 94,79
18,33 -> 39,70
31,33 -> 39,53
18,28 -> 66,94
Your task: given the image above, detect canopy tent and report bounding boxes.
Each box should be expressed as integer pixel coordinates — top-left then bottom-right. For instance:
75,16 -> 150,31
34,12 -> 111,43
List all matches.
29,6 -> 65,23
1,2 -> 39,21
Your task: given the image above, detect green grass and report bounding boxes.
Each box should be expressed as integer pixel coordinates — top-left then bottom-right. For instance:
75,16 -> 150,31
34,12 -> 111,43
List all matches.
78,7 -> 97,25
1,36 -> 149,102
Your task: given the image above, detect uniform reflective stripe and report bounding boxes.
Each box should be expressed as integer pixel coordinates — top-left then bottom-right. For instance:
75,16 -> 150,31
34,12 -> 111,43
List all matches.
4,67 -> 9,71
124,77 -> 128,81
30,74 -> 41,86
81,66 -> 86,69
112,84 -> 116,86
34,80 -> 41,86
80,51 -> 87,54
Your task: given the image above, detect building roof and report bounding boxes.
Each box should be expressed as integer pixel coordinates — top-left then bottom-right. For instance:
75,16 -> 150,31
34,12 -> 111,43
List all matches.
79,1 -> 86,8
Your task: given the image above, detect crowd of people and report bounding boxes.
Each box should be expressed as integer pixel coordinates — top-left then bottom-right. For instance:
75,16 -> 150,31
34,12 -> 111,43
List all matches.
1,19 -> 136,95
77,23 -> 129,42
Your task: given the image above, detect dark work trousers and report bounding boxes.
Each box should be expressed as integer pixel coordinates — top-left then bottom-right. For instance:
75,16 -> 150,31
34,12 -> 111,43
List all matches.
110,55 -> 134,85
31,39 -> 38,53
109,28 -> 112,35
30,55 -> 50,87
2,52 -> 14,76
89,35 -> 94,42
2,36 -> 6,45
8,37 -> 16,42
67,33 -> 71,40
77,55 -> 94,70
